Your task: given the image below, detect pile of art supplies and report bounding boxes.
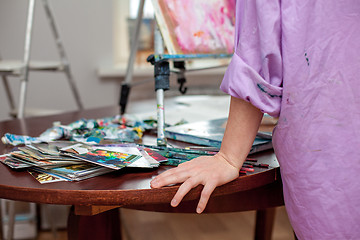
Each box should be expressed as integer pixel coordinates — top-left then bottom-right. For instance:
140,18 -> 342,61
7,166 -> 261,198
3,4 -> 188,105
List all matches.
0,115 -> 271,184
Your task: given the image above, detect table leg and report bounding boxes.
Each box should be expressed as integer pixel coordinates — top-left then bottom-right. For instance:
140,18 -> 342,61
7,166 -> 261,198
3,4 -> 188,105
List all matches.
254,208 -> 276,240
67,206 -> 121,240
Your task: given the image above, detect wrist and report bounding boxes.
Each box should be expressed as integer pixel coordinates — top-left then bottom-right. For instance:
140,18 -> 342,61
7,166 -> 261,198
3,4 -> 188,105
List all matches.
215,151 -> 243,171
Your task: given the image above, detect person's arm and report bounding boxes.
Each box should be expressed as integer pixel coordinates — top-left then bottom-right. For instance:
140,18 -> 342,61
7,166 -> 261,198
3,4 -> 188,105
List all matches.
150,96 -> 263,213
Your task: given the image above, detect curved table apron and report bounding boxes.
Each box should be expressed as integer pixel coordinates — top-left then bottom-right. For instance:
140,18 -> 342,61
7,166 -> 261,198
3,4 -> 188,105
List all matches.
0,155 -> 283,214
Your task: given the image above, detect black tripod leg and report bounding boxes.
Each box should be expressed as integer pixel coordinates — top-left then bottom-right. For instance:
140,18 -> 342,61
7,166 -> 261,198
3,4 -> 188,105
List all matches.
119,84 -> 131,115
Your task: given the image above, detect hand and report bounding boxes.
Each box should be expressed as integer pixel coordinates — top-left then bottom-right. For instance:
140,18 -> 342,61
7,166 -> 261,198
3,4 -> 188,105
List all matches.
150,153 -> 240,214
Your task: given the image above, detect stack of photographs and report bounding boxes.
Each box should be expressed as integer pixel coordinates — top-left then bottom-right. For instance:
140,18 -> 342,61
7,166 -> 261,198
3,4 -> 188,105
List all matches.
0,141 -> 163,184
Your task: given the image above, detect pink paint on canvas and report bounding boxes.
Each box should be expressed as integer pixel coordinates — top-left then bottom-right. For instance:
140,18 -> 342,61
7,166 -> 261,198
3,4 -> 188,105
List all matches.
159,0 -> 235,54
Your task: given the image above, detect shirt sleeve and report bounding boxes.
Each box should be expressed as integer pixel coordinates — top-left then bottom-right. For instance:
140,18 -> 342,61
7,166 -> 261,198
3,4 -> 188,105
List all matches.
220,0 -> 283,117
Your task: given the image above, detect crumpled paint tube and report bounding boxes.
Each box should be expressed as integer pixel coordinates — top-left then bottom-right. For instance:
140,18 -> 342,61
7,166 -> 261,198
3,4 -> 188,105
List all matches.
1,133 -> 41,146
1,116 -> 157,146
38,126 -> 70,142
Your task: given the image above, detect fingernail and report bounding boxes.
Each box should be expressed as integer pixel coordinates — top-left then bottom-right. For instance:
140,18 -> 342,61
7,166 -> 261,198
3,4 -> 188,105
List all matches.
171,199 -> 177,207
196,207 -> 202,214
151,179 -> 157,187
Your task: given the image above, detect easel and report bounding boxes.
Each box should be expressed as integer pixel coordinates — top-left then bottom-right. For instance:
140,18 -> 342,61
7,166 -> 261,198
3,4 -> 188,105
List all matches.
119,0 -> 232,146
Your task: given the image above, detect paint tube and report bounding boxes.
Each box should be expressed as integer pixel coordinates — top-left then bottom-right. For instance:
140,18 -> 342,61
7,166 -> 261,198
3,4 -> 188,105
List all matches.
1,133 -> 41,146
38,126 -> 71,142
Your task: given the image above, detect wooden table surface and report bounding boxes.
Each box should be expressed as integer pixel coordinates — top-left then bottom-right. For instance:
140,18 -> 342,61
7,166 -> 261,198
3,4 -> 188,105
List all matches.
0,106 -> 282,211
0,106 -> 284,239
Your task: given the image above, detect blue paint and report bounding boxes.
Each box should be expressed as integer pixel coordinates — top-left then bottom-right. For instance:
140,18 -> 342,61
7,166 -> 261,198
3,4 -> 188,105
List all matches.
257,84 -> 282,98
153,53 -> 233,62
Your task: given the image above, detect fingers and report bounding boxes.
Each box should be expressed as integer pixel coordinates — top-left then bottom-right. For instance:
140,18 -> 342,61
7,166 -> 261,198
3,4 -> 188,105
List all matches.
171,178 -> 217,214
196,182 -> 217,214
171,176 -> 200,207
151,167 -> 189,188
149,155 -> 238,214
151,161 -> 195,188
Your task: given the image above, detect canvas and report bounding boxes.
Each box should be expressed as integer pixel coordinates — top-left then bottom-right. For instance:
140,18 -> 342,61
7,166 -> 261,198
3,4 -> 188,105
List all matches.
165,118 -> 273,154
152,0 -> 235,54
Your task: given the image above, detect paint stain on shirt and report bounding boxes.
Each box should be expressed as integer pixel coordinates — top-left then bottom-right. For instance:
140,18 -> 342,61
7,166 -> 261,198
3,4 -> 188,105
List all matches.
257,84 -> 282,98
304,52 -> 310,66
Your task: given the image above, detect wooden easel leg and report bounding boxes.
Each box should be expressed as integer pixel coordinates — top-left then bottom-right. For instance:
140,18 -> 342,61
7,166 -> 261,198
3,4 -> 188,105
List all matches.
67,206 -> 122,240
254,208 -> 276,240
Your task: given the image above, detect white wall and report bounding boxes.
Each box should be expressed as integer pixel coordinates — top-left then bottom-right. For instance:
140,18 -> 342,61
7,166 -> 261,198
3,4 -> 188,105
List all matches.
0,0 -> 116,121
0,0 -> 226,122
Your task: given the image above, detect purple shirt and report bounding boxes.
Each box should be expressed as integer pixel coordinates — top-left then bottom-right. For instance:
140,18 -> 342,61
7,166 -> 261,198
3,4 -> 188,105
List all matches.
221,1 -> 360,239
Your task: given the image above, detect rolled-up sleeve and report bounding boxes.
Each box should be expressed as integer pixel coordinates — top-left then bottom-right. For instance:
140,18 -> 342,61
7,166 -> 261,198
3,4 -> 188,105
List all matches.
220,0 -> 283,117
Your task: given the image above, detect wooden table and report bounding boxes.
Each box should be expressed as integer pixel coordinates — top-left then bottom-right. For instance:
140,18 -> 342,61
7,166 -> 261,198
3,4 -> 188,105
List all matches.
0,106 -> 284,240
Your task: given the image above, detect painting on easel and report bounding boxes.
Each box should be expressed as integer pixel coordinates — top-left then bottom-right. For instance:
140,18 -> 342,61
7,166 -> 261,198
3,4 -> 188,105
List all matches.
151,0 -> 236,54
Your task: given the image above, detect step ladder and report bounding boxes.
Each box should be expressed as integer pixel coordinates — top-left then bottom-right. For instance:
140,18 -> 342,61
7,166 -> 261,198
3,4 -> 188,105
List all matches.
0,201 -> 37,240
0,0 -> 83,118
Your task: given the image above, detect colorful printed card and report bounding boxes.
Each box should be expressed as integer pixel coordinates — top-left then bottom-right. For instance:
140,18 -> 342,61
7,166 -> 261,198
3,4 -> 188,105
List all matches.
30,142 -> 60,156
95,144 -> 154,168
32,163 -> 114,181
60,143 -> 92,155
10,151 -> 54,166
47,164 -> 102,177
142,147 -> 168,162
137,148 -> 160,167
0,154 -> 31,169
73,149 -> 141,170
28,170 -> 67,184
